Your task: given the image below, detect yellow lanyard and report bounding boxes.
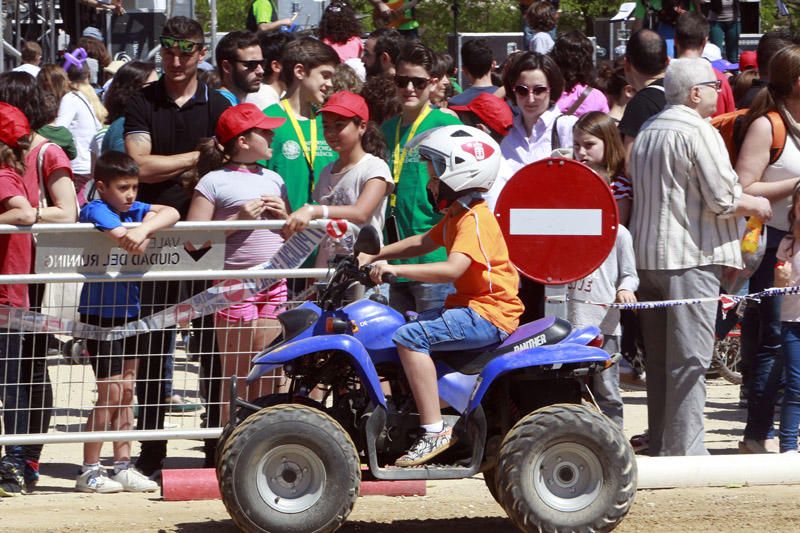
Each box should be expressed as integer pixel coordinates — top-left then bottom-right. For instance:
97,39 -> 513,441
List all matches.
391,105 -> 431,207
281,99 -> 317,183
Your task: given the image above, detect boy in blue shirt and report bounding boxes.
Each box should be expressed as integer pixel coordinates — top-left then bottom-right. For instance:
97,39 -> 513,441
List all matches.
76,151 -> 179,493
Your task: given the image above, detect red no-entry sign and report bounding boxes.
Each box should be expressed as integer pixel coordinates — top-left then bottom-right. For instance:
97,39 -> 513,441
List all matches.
495,158 -> 618,285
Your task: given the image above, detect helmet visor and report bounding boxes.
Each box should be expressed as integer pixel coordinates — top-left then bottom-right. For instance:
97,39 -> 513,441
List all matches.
420,147 -> 448,178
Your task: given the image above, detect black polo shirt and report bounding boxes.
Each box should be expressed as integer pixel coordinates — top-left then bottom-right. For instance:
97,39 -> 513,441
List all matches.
618,78 -> 666,140
124,77 -> 231,216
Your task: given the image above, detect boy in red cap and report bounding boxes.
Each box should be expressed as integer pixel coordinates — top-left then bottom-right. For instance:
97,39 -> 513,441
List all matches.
285,91 -> 393,274
0,103 -> 40,496
449,93 -> 513,143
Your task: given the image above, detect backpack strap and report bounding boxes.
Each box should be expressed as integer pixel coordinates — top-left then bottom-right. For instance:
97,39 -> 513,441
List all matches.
565,86 -> 593,116
37,142 -> 56,208
551,114 -> 562,152
766,110 -> 787,166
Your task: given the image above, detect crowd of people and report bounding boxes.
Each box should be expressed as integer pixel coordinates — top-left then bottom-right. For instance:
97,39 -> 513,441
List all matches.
0,0 -> 799,500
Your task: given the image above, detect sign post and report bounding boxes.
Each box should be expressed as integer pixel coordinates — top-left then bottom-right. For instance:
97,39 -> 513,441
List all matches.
494,158 -> 619,319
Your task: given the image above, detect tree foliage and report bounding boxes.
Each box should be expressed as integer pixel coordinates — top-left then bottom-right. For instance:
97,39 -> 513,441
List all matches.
195,0 -> 791,54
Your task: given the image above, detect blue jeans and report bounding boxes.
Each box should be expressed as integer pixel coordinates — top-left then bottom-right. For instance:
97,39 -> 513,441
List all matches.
389,281 -> 455,316
743,227 -> 786,440
780,322 -> 800,452
710,20 -> 740,63
593,336 -> 623,429
393,307 -> 507,355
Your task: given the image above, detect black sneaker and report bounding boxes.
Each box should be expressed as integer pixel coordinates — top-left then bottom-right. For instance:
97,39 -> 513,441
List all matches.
395,424 -> 456,467
134,456 -> 164,480
0,461 -> 27,497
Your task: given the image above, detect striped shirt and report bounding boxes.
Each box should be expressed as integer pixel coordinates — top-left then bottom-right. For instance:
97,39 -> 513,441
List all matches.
629,104 -> 742,270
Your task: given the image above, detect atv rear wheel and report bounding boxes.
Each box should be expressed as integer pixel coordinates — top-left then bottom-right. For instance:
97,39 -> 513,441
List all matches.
496,403 -> 636,532
218,404 -> 360,533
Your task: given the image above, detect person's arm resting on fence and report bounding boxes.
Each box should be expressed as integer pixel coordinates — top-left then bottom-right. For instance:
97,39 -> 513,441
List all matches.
0,195 -> 36,225
119,204 -> 180,253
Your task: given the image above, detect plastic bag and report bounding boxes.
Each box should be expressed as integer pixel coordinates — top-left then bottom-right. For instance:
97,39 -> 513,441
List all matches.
721,218 -> 766,294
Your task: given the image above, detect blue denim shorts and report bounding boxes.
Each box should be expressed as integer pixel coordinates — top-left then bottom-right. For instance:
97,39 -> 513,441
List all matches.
392,307 -> 507,355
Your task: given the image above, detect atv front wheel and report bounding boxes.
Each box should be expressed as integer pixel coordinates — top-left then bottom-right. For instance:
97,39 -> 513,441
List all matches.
496,403 -> 636,532
215,393 -> 323,473
218,404 -> 360,533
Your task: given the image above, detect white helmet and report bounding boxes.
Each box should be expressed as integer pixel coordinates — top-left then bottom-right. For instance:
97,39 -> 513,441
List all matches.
410,125 -> 501,193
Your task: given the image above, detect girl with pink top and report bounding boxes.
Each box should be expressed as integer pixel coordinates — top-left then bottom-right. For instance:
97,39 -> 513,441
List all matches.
319,1 -> 364,62
551,31 -> 609,118
186,103 -> 289,424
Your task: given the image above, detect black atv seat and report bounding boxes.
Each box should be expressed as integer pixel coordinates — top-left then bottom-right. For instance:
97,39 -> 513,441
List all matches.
431,316 -> 572,375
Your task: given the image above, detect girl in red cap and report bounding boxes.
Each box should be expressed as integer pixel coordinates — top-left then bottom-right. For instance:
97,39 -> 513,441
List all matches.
284,91 -> 393,292
186,103 -> 289,425
0,102 -> 39,497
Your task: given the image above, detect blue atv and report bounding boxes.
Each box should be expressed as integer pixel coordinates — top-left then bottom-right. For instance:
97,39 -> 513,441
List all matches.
217,226 -> 637,533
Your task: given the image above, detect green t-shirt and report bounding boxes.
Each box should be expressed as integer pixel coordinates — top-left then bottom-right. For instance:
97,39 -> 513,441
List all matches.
633,0 -> 697,20
381,108 -> 462,266
264,103 -> 337,212
252,0 -> 275,24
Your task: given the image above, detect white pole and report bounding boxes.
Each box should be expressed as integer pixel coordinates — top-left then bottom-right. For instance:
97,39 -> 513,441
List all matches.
637,454 -> 800,489
209,0 -> 216,64
0,0 -> 5,72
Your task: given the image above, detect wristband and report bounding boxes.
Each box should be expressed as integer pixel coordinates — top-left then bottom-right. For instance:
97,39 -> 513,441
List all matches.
321,205 -> 329,219
35,206 -> 41,223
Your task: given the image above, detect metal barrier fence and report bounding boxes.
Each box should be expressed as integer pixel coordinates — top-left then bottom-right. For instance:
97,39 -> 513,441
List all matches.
0,220 -> 340,446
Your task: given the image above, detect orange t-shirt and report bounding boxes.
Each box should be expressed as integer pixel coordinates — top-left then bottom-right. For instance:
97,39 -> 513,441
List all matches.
430,200 -> 524,334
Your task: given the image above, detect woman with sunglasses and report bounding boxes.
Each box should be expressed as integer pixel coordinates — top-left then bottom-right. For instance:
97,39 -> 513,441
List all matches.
496,52 -> 576,323
498,52 -> 575,176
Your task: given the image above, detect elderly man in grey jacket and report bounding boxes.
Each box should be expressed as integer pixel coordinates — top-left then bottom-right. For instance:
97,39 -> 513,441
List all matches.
629,57 -> 772,456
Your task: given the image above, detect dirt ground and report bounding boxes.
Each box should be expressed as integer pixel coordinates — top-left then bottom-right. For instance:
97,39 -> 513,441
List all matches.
3,380 -> 800,532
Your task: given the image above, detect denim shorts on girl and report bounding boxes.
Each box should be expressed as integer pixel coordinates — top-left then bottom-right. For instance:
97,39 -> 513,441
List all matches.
392,307 -> 508,355
216,279 -> 288,322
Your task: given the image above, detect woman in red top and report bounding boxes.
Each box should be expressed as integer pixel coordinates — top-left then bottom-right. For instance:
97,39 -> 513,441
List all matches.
0,103 -> 39,497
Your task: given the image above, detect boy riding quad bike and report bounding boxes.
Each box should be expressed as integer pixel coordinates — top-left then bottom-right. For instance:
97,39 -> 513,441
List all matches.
217,126 -> 637,533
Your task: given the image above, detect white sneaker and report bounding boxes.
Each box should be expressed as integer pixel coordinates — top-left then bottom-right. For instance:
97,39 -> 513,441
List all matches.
76,468 -> 123,493
110,467 -> 159,492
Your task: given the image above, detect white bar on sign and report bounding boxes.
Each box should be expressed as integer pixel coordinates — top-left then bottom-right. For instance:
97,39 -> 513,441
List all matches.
509,209 -> 602,236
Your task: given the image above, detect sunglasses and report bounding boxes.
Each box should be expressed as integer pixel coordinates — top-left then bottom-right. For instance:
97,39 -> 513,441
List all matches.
159,36 -> 203,55
514,84 -> 549,98
695,80 -> 722,92
394,75 -> 431,90
233,59 -> 266,71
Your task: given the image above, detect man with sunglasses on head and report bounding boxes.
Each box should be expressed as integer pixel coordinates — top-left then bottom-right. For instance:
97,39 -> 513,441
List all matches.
216,30 -> 265,106
380,41 -> 462,315
123,16 -> 231,477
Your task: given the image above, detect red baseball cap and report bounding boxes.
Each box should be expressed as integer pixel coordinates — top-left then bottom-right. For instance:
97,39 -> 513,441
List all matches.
739,50 -> 757,71
0,103 -> 31,149
320,91 -> 369,122
216,103 -> 286,145
450,93 -> 513,137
